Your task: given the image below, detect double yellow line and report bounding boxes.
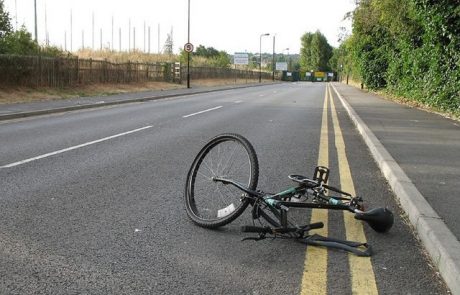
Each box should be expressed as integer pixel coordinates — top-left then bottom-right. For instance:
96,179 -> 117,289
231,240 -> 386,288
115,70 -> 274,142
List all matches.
300,84 -> 378,294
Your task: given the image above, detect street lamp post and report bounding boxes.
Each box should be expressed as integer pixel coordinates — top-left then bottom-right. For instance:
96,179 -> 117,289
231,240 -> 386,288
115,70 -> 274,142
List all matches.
272,35 -> 276,81
259,33 -> 269,83
286,48 -> 290,71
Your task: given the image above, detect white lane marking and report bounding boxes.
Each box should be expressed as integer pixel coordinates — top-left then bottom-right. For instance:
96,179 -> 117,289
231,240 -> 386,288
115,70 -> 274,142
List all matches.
234,100 -> 243,104
0,125 -> 153,168
182,106 -> 222,118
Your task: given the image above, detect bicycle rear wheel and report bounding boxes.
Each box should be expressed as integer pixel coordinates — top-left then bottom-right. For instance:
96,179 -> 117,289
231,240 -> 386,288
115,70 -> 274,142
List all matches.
185,133 -> 259,228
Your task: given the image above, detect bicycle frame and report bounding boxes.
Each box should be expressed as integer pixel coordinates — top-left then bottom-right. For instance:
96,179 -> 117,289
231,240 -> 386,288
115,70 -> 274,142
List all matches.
213,169 -> 392,235
213,173 -> 362,211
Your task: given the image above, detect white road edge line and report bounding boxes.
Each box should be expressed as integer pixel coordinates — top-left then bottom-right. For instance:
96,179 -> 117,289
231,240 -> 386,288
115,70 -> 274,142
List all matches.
0,125 -> 153,168
182,106 -> 223,118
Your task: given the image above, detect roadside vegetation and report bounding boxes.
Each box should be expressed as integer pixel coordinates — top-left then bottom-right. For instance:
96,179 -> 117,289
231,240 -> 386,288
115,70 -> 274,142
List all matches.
2,0 -> 458,117
327,0 -> 460,117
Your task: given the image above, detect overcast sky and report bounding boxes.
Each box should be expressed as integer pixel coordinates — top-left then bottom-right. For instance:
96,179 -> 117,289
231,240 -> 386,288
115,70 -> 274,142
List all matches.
4,0 -> 356,54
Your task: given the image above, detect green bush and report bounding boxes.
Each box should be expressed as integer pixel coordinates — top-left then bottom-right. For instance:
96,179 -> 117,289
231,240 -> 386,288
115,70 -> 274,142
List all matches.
331,0 -> 460,114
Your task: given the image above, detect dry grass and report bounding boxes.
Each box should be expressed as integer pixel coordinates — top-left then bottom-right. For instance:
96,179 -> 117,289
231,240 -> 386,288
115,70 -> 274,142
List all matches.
0,78 -> 271,105
0,82 -> 184,104
76,49 -> 178,64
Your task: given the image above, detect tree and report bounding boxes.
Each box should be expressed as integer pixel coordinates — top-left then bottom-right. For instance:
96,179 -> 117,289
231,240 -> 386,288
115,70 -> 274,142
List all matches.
300,31 -> 333,72
333,0 -> 460,113
194,45 -> 220,58
0,2 -> 62,56
179,46 -> 231,68
0,0 -> 12,36
1,26 -> 39,54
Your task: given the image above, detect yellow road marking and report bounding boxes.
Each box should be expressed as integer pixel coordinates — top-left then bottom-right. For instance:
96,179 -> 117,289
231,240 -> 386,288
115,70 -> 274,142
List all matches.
300,85 -> 329,295
329,84 -> 378,294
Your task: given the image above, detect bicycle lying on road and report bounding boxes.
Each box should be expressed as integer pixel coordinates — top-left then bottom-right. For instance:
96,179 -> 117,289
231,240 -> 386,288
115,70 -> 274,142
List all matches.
184,134 -> 394,256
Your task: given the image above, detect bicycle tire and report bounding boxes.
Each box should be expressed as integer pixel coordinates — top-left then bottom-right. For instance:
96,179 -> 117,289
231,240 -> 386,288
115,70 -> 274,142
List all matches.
185,133 -> 259,228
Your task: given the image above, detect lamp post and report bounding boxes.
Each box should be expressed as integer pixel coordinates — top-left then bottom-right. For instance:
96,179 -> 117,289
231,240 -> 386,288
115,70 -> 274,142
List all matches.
282,48 -> 289,70
259,33 -> 269,83
286,48 -> 290,71
272,35 -> 276,81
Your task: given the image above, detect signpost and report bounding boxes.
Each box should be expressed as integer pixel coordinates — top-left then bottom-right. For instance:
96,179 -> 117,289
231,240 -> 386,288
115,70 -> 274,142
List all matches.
276,62 -> 288,71
233,53 -> 249,65
184,42 -> 194,53
184,42 -> 193,88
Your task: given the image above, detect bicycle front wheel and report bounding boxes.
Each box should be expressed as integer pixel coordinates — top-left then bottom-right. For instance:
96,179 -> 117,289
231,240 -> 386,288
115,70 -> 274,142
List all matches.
185,133 -> 259,228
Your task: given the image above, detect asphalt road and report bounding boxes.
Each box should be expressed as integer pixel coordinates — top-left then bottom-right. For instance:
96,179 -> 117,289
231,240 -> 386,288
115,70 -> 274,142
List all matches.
0,83 -> 449,294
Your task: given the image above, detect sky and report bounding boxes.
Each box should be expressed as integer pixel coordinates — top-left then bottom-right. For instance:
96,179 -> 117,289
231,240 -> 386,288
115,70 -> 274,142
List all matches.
4,0 -> 356,54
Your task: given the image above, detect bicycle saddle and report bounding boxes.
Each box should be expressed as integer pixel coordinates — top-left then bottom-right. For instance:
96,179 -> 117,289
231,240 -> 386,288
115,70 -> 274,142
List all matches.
354,207 -> 394,233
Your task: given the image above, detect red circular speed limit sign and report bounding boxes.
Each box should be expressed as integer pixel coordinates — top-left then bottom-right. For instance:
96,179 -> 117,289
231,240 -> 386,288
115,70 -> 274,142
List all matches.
184,42 -> 194,53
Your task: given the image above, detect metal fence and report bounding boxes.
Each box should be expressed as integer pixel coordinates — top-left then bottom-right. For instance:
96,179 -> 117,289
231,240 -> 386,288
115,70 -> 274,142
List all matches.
0,54 -> 274,88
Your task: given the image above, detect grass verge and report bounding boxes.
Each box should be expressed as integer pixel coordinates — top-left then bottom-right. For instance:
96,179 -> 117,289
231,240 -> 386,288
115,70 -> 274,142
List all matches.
0,78 -> 266,105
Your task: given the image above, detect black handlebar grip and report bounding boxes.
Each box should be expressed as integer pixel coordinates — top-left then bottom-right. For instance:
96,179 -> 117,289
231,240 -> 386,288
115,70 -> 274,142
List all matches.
308,222 -> 324,230
241,226 -> 272,234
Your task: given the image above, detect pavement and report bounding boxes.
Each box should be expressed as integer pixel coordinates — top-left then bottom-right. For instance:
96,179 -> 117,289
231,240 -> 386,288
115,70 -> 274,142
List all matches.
331,83 -> 460,295
1,82 -> 459,294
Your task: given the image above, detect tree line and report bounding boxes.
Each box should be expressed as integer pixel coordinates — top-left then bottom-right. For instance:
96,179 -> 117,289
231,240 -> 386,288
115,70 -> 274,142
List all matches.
299,0 -> 459,114
332,0 -> 458,114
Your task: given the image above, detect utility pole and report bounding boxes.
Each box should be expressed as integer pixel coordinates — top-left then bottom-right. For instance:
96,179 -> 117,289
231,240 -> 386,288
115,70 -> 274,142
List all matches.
143,21 -> 146,52
100,28 -> 102,50
45,2 -> 49,46
34,0 -> 38,42
158,23 -> 160,53
148,26 -> 151,53
119,27 -> 121,51
70,9 -> 73,51
82,30 -> 84,49
92,12 -> 94,49
128,18 -> 131,52
133,27 -> 136,51
14,0 -> 18,30
187,0 -> 191,88
111,16 -> 114,51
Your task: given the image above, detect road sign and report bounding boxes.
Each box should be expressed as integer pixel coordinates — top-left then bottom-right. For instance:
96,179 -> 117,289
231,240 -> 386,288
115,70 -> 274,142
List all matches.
184,43 -> 194,53
234,53 -> 249,65
276,62 -> 288,71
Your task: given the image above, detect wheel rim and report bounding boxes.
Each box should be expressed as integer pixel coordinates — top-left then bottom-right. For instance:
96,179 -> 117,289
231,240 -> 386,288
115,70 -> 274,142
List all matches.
189,138 -> 254,221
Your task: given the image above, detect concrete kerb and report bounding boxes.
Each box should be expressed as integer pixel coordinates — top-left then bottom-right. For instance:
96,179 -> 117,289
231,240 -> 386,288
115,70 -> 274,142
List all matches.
330,83 -> 460,295
0,82 -> 278,121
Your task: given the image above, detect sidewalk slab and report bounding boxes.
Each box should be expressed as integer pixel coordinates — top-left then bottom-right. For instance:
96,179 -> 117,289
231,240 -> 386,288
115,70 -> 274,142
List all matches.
332,82 -> 460,294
